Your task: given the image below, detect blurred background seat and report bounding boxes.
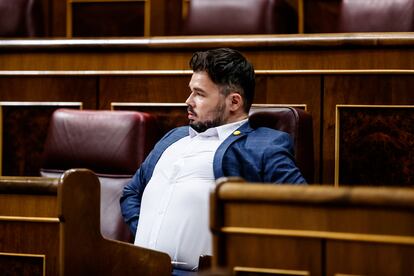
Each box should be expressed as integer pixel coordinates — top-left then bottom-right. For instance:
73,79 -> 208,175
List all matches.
183,0 -> 297,35
0,0 -> 44,37
305,0 -> 414,33
40,109 -> 157,242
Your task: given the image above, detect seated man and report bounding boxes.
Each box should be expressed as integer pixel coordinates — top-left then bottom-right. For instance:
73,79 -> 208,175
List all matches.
120,48 -> 306,273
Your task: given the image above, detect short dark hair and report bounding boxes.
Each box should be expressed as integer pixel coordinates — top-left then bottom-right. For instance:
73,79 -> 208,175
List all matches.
189,48 -> 255,113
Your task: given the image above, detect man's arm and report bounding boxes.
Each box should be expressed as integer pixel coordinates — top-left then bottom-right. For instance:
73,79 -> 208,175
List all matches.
120,167 -> 147,237
263,132 -> 307,184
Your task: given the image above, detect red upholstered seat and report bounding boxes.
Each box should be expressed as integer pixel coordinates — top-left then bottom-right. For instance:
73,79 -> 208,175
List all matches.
0,0 -> 44,37
305,0 -> 414,33
249,107 -> 314,183
183,0 -> 297,35
339,0 -> 414,32
41,109 -> 157,242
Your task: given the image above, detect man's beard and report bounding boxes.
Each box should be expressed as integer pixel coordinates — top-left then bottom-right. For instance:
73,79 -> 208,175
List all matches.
189,103 -> 226,133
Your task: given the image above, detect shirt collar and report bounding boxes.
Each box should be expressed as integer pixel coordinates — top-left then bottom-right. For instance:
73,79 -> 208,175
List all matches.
189,118 -> 248,141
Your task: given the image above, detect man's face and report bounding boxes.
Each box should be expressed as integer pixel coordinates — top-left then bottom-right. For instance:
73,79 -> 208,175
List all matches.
186,71 -> 229,133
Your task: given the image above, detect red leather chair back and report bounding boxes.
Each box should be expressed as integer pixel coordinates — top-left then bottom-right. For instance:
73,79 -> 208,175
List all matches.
183,0 -> 297,35
41,109 -> 157,242
305,0 -> 414,33
339,0 -> 414,32
0,0 -> 44,37
249,107 -> 314,183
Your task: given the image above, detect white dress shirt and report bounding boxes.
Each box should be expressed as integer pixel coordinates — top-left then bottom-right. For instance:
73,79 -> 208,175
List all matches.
134,119 -> 247,270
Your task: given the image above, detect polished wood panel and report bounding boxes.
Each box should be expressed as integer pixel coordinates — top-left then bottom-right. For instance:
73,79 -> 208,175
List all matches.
1,34 -> 414,70
0,253 -> 45,276
224,235 -> 320,275
0,76 -> 97,108
162,0 -> 183,35
99,74 -> 190,109
0,75 -> 96,176
50,0 -> 66,36
326,241 -> 414,276
323,75 -> 414,184
304,0 -> 342,33
0,222 -> 59,275
336,105 -> 414,187
0,103 -> 82,176
0,194 -> 57,217
70,1 -> 146,37
0,177 -> 59,276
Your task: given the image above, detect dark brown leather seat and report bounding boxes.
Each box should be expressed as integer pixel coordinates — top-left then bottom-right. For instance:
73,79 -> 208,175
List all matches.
183,0 -> 297,35
0,0 -> 44,37
41,109 -> 157,242
305,0 -> 414,33
249,107 -> 314,183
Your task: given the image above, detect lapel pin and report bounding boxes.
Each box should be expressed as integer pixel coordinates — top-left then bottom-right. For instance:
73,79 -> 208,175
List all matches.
233,130 -> 241,136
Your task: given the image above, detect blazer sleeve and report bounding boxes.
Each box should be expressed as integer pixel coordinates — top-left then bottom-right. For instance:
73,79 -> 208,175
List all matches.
120,163 -> 148,237
263,132 -> 307,184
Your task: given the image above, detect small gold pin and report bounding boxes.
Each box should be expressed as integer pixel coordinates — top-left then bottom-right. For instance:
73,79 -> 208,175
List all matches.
233,130 -> 241,136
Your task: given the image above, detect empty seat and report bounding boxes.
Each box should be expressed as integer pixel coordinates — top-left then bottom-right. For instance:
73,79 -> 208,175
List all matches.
41,109 -> 157,242
305,0 -> 414,33
339,0 -> 414,32
0,0 -> 44,37
183,0 -> 297,35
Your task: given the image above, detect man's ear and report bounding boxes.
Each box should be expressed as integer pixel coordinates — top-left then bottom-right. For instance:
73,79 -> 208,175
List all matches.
228,93 -> 243,111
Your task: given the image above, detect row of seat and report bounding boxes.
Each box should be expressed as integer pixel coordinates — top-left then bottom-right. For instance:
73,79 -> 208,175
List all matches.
2,0 -> 414,37
185,0 -> 414,35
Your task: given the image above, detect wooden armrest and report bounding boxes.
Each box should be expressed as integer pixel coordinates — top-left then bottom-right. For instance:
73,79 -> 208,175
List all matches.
58,169 -> 172,275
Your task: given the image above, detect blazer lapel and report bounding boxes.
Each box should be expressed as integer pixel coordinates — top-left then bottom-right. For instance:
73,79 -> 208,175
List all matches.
213,122 -> 254,179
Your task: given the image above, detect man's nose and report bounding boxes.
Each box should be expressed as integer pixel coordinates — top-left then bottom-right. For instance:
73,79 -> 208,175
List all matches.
185,93 -> 194,105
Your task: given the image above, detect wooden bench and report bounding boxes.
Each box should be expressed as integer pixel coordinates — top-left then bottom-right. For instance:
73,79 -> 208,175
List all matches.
211,178 -> 414,275
0,169 -> 172,275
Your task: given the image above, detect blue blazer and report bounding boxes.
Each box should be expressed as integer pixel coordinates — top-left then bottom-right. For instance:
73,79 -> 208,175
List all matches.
120,122 -> 306,235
